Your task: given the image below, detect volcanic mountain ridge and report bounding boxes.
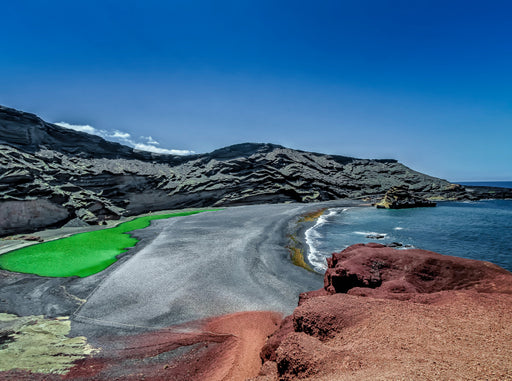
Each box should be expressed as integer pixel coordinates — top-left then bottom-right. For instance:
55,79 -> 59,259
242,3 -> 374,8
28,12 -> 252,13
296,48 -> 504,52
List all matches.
0,105 -> 470,236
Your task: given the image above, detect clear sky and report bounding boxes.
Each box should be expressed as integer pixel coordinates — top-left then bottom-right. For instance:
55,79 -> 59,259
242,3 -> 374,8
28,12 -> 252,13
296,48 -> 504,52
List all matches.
1,1 -> 511,181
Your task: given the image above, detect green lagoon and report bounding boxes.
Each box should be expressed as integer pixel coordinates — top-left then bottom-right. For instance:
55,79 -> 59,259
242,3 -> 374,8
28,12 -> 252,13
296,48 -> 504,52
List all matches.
0,210 -> 218,278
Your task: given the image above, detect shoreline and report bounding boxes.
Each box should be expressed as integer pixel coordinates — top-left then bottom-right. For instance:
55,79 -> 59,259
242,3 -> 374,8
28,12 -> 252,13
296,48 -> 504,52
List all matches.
0,202 -> 349,322
1,199 -> 511,379
291,202 -> 367,273
0,207 -> 218,257
0,202 -> 320,378
296,199 -> 512,273
285,208 -> 327,273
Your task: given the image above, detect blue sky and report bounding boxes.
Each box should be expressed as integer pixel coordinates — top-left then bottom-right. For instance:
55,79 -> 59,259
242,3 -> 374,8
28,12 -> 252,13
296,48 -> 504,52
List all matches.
1,1 -> 511,181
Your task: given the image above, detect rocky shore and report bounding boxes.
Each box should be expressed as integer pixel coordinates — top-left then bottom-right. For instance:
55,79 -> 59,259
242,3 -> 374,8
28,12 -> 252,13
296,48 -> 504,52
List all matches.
1,204 -> 512,380
1,105 -> 512,379
254,243 -> 512,380
1,104 -> 482,237
374,185 -> 437,208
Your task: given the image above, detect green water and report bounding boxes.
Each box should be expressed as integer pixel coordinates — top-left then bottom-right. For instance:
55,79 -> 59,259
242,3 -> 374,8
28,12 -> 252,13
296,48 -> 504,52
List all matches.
0,209 -> 219,278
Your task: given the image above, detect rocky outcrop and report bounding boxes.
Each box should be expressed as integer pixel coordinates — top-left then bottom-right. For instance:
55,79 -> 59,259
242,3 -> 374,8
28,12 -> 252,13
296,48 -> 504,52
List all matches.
0,105 -> 480,236
322,243 -> 512,296
0,200 -> 69,236
257,244 -> 512,380
375,185 -> 437,208
463,184 -> 512,200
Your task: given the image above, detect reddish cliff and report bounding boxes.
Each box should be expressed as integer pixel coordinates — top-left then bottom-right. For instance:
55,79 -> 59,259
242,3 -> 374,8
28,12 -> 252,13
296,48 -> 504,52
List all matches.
256,244 -> 512,380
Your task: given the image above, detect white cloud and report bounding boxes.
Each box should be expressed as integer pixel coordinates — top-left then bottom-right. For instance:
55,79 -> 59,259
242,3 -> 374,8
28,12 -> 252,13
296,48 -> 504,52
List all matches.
55,121 -> 194,156
142,136 -> 160,145
109,130 -> 131,140
133,143 -> 195,155
55,122 -> 100,136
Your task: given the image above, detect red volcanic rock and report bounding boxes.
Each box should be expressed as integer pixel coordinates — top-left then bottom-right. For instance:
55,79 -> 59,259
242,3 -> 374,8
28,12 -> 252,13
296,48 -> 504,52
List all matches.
297,288 -> 330,305
324,243 -> 512,297
61,311 -> 281,381
260,315 -> 294,362
275,332 -> 335,381
256,244 -> 512,380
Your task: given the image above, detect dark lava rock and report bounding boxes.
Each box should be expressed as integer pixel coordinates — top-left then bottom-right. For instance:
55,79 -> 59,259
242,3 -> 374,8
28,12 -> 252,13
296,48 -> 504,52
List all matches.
375,185 -> 437,209
0,105 -> 177,163
0,199 -> 69,236
17,235 -> 44,242
0,104 -> 479,236
462,184 -> 512,200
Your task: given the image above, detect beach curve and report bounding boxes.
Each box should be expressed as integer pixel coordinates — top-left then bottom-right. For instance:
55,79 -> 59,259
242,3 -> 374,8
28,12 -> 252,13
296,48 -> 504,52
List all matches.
0,201 -> 359,379
72,203 -> 333,329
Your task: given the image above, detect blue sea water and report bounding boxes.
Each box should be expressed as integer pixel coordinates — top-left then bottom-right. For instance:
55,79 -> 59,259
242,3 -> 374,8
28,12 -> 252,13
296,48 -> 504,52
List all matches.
306,200 -> 512,273
458,181 -> 512,189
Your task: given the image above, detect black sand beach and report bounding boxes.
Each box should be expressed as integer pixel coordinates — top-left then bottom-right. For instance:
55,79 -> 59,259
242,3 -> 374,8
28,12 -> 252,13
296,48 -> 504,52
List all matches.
0,201 -> 359,339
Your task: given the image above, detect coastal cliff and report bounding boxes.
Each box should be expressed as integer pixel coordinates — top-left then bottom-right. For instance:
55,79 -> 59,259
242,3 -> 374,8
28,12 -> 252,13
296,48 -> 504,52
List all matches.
0,105 -> 471,236
255,244 -> 512,380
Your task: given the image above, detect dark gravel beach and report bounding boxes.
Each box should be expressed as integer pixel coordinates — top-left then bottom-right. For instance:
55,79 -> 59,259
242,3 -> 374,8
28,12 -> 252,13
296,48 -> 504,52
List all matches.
1,202 -> 359,334
0,201 -> 362,379
71,202 -> 352,331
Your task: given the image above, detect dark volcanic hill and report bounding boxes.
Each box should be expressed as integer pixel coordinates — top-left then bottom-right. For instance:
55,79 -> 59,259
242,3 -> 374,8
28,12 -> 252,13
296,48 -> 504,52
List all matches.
0,105 -> 469,236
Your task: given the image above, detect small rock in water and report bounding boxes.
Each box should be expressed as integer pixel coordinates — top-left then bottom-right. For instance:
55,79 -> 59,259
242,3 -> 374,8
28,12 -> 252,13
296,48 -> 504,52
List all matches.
366,234 -> 386,239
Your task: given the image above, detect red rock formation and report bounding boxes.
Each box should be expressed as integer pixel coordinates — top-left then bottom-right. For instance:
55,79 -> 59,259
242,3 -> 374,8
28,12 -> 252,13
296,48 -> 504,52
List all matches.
324,243 -> 512,297
256,244 -> 512,380
53,311 -> 280,381
6,244 -> 511,380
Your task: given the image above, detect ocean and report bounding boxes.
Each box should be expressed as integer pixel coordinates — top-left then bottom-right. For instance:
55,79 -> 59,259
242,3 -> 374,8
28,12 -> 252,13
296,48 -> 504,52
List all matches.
458,181 -> 512,189
306,200 -> 512,273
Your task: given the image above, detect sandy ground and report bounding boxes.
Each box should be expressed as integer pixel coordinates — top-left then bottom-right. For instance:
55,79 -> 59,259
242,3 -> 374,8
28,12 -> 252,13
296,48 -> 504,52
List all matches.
1,202 -> 351,322
0,200 -> 360,379
72,204 -> 330,330
202,311 -> 283,380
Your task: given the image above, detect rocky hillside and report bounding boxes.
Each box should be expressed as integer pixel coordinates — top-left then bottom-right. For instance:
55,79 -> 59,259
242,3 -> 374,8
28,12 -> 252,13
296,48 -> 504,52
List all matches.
0,105 -> 466,236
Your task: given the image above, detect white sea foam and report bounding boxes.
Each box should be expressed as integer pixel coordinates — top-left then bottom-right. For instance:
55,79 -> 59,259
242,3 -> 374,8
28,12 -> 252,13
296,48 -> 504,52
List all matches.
394,227 -> 403,230
354,231 -> 388,237
305,208 -> 348,272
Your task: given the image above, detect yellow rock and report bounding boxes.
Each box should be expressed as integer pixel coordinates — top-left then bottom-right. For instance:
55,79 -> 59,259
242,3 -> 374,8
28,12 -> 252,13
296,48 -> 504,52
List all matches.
0,313 -> 98,375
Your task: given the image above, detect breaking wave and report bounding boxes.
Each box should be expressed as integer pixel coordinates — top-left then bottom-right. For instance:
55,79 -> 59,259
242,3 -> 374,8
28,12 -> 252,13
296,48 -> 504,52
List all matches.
305,208 -> 347,272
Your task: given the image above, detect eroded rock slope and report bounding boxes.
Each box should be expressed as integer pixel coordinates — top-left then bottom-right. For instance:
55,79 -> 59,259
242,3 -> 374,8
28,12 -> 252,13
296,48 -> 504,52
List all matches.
1,105 -> 464,235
